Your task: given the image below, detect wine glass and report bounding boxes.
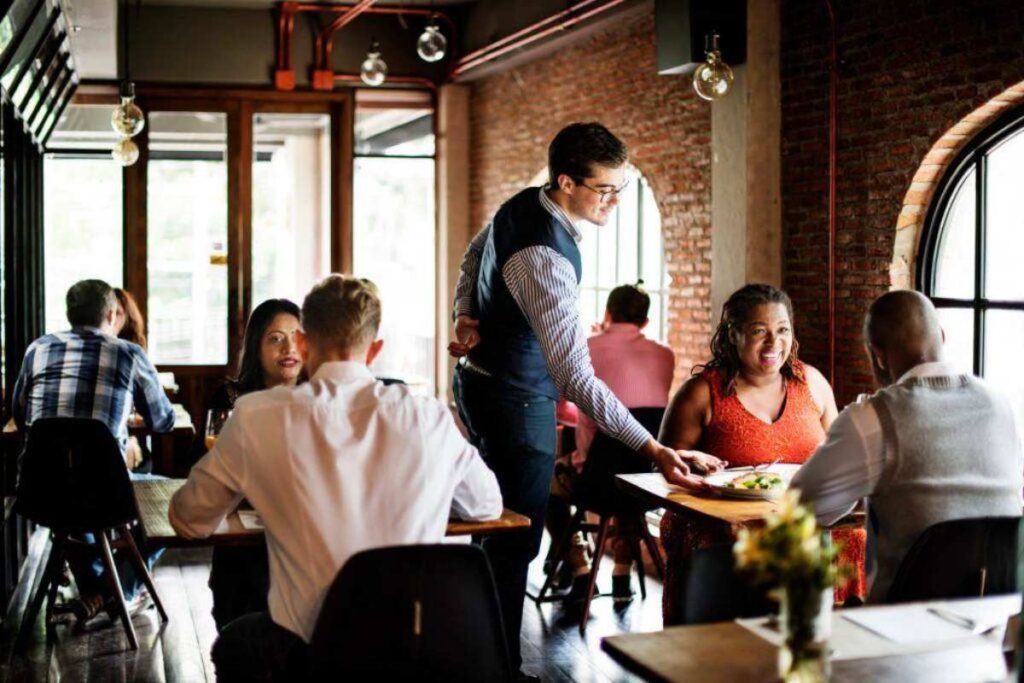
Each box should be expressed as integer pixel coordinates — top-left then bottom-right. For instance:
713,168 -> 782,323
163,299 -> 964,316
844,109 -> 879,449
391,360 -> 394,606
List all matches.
205,408 -> 231,451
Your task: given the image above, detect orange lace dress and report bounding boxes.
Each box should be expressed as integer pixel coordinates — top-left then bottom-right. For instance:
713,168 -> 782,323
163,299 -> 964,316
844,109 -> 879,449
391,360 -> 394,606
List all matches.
660,364 -> 867,625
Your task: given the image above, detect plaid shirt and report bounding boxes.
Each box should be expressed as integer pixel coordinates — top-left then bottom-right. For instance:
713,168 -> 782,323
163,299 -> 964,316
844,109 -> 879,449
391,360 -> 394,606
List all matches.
12,327 -> 175,452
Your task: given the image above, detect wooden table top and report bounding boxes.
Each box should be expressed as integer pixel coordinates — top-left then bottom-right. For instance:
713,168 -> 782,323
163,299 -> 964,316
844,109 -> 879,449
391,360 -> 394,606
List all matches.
615,472 -> 865,528
133,479 -> 530,548
602,595 -> 1016,682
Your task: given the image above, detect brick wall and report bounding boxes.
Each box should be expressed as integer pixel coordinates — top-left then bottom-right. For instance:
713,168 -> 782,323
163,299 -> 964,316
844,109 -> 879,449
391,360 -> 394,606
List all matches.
468,10 -> 712,383
781,0 -> 1024,404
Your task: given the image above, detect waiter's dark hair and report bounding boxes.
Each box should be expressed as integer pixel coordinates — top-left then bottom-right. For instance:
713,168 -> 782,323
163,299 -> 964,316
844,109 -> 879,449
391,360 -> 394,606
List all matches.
548,122 -> 627,186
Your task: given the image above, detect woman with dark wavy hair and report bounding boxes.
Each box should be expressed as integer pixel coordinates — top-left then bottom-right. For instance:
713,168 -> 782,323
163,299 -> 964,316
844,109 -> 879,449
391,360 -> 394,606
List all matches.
657,284 -> 865,624
203,298 -> 303,630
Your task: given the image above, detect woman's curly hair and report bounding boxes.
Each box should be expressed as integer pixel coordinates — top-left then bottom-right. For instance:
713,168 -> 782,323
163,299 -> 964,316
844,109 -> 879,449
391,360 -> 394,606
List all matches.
693,284 -> 803,394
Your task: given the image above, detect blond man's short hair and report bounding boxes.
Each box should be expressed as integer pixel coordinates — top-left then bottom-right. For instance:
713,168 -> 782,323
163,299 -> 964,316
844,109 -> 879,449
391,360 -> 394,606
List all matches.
301,275 -> 381,352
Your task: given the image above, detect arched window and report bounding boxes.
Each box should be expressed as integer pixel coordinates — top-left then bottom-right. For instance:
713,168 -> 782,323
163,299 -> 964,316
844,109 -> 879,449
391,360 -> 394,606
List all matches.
532,167 -> 669,343
918,106 -> 1024,419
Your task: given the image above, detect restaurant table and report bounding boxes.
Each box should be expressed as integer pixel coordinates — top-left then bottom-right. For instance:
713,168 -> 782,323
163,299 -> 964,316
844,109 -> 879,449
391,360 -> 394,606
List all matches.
615,472 -> 865,528
602,594 -> 1018,682
133,479 -> 531,548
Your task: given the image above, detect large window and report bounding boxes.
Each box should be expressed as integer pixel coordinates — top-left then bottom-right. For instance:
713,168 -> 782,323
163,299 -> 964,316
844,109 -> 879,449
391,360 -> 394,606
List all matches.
920,108 -> 1024,422
147,111 -> 228,365
43,158 -> 123,332
577,171 -> 668,342
353,97 -> 435,393
252,112 -> 331,308
43,104 -> 125,333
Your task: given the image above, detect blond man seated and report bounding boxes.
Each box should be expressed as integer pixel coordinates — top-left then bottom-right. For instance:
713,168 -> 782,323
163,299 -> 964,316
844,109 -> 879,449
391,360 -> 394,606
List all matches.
169,275 -> 502,680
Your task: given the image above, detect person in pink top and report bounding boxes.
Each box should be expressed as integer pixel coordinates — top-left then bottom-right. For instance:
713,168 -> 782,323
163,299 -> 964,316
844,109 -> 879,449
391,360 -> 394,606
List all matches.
551,282 -> 675,602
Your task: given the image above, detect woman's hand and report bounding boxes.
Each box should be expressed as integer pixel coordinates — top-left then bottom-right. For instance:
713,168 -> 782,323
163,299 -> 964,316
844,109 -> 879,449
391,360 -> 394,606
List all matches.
643,439 -> 715,492
681,449 -> 727,476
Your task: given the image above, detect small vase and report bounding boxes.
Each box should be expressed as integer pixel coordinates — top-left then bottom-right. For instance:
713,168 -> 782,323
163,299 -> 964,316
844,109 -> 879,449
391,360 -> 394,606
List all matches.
778,582 -> 832,682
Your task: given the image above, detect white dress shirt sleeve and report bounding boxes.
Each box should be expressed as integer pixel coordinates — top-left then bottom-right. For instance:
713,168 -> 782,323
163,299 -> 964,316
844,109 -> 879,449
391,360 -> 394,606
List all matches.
431,401 -> 503,521
169,410 -> 247,539
502,246 -> 650,451
791,399 -> 886,527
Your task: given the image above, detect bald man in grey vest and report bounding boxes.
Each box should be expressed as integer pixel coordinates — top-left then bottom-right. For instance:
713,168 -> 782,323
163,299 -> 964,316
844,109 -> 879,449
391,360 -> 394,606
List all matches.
792,290 -> 1023,602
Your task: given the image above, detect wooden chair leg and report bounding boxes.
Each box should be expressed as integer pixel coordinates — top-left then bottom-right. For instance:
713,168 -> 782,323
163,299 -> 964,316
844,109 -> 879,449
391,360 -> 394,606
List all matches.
17,534 -> 63,648
640,520 -> 665,580
97,530 -> 138,650
579,515 -> 612,636
120,524 -> 168,622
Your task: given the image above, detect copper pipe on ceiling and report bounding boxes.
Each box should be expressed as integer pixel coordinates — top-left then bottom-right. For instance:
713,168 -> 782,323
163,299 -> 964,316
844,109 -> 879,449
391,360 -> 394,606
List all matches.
824,0 -> 838,393
451,0 -> 627,78
316,0 -> 379,70
333,73 -> 437,90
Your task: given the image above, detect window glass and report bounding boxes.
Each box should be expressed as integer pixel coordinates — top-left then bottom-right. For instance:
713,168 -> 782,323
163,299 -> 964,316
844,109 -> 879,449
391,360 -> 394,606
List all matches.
984,311 -> 1024,428
933,168 -> 975,299
147,111 -> 228,365
984,129 -> 1024,300
252,112 -> 331,307
353,105 -> 435,393
43,157 -> 123,333
934,307 -> 973,374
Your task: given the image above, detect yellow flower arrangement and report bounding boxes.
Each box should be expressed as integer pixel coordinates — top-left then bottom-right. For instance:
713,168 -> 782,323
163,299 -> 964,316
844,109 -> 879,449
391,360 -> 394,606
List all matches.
733,489 -> 840,592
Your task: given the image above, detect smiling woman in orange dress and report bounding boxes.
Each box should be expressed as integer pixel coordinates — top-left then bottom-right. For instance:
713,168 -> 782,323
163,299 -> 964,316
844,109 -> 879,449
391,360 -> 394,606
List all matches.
658,284 -> 866,625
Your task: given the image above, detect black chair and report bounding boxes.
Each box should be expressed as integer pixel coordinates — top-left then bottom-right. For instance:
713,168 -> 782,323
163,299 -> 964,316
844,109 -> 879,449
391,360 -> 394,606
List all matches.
534,407 -> 667,634
14,417 -> 168,649
308,544 -> 513,682
677,544 -> 775,624
886,516 -> 1021,604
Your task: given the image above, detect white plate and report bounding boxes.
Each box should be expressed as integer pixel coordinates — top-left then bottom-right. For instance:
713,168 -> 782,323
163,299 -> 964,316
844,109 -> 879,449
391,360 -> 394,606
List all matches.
705,463 -> 802,500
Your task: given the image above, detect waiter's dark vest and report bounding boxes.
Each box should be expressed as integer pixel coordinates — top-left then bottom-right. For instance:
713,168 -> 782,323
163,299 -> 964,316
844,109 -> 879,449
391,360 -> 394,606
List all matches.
469,187 -> 582,399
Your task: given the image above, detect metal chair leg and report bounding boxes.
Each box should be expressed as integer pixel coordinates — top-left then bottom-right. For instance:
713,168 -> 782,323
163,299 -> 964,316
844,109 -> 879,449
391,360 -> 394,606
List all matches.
640,519 -> 665,580
579,515 -> 612,636
530,508 -> 585,604
120,524 -> 168,622
97,529 -> 138,650
631,529 -> 647,600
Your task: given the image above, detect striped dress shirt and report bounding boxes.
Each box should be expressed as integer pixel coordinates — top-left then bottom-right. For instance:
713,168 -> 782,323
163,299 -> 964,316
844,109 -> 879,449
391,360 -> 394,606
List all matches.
13,327 -> 176,452
454,187 -> 651,452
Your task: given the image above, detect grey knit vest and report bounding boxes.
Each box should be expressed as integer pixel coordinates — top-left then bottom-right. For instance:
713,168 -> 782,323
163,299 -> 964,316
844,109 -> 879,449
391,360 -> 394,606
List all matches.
866,374 -> 1023,602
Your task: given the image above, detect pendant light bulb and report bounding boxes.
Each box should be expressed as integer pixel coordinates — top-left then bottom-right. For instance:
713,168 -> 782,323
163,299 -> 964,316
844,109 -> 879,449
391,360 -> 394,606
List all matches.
416,20 -> 447,63
112,137 -> 140,166
692,33 -> 734,101
111,82 -> 145,137
360,39 -> 388,87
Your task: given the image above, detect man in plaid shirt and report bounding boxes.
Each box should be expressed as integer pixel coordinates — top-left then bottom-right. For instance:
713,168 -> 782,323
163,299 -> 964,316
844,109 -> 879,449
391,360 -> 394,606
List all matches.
12,279 -> 175,622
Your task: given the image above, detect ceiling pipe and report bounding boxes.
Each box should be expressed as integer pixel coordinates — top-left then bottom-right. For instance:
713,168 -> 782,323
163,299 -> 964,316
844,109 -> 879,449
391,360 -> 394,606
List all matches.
456,0 -> 605,66
451,0 -> 627,78
274,1 -> 458,91
333,73 -> 436,90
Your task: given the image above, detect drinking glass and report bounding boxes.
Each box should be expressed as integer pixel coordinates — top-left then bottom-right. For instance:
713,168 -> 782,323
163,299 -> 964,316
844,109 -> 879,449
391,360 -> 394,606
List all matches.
205,408 -> 231,450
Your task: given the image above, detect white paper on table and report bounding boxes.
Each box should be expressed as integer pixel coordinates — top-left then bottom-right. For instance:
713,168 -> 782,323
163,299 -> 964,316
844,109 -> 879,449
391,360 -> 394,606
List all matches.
842,606 -> 980,644
214,517 -> 230,534
237,510 -> 265,530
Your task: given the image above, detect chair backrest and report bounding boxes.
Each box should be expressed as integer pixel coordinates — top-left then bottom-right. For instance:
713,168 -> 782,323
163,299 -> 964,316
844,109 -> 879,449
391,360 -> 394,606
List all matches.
308,544 -> 513,682
14,417 -> 137,532
886,516 -> 1020,604
678,544 -> 775,625
577,407 -> 664,514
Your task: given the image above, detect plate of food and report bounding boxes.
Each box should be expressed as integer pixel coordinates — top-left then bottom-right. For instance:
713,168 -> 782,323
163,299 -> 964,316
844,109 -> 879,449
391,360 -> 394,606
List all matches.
704,463 -> 802,500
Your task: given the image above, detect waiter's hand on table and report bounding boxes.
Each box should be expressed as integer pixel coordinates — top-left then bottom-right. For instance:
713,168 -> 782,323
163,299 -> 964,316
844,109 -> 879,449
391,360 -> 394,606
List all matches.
448,315 -> 481,358
641,438 -> 725,492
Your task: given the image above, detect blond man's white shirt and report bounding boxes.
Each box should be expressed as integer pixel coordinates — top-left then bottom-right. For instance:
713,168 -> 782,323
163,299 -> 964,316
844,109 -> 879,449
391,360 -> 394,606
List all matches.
169,360 -> 502,642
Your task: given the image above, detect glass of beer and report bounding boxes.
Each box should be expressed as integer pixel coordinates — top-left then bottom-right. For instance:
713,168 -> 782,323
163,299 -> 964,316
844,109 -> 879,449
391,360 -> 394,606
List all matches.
205,408 -> 231,450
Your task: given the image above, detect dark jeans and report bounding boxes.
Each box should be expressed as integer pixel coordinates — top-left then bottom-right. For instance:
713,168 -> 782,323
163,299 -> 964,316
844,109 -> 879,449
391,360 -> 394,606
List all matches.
209,544 -> 270,631
66,471 -> 165,601
453,366 -> 556,670
212,612 -> 309,682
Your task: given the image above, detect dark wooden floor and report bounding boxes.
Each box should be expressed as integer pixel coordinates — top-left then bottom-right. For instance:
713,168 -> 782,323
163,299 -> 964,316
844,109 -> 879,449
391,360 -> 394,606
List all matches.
0,530 -> 661,682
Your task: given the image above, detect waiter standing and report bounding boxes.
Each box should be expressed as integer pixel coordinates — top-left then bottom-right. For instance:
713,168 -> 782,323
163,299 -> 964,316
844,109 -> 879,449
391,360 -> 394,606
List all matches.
450,122 -> 722,680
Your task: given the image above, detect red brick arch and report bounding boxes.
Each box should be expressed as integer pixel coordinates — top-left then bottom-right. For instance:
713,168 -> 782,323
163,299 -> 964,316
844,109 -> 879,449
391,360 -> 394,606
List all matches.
891,80 -> 1024,289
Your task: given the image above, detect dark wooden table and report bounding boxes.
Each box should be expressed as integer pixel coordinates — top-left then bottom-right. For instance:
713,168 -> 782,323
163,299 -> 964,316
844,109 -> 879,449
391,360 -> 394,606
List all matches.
615,472 -> 865,528
134,479 -> 531,547
602,595 -> 1016,682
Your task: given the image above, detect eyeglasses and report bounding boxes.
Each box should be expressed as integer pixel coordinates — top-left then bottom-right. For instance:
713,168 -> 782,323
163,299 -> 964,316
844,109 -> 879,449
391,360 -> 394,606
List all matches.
574,178 -> 630,203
